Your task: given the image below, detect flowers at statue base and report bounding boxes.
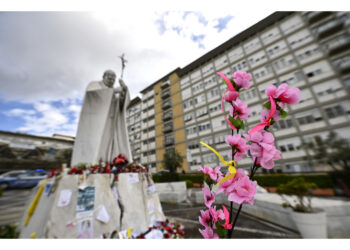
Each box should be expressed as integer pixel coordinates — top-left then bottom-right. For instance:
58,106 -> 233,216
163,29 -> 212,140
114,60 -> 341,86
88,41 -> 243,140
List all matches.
135,220 -> 185,239
197,70 -> 301,238
113,154 -> 129,165
67,154 -> 150,176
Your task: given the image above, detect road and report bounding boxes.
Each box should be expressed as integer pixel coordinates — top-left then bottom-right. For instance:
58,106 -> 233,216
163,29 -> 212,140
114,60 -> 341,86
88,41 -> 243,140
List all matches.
0,189 -> 33,226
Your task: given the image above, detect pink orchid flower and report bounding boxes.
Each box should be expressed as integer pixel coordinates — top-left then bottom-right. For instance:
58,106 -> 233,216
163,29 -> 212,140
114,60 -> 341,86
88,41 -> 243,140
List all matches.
216,168 -> 246,195
226,134 -> 250,161
199,166 -> 211,175
199,226 -> 219,239
222,205 -> 232,230
260,108 -> 281,123
244,131 -> 281,169
202,187 -> 215,208
209,206 -> 225,226
228,175 -> 257,205
266,83 -> 301,105
198,209 -> 211,228
224,90 -> 239,102
200,166 -> 223,182
229,99 -> 250,120
209,166 -> 223,182
233,71 -> 252,89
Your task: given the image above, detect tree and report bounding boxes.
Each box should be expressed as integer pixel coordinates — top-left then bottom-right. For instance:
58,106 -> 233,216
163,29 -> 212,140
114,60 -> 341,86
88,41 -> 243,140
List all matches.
303,132 -> 350,171
162,149 -> 183,173
55,148 -> 73,167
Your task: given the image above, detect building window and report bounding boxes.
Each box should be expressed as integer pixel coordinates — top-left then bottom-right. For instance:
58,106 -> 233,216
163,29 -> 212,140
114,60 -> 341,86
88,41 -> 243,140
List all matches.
325,105 -> 345,118
344,78 -> 350,90
280,145 -> 287,152
287,144 -> 295,151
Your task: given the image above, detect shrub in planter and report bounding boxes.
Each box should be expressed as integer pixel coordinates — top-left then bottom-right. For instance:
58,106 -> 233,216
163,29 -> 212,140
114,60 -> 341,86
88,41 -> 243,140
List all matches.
277,177 -> 317,212
277,177 -> 327,238
185,180 -> 194,188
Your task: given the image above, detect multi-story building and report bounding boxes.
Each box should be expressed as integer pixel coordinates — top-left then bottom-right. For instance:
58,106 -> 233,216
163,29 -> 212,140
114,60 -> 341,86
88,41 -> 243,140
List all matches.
127,11 -> 350,173
0,130 -> 74,172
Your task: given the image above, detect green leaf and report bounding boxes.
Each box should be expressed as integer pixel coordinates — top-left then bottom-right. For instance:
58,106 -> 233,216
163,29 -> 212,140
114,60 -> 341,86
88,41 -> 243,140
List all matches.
215,222 -> 226,238
263,102 -> 271,109
280,110 -> 287,119
240,120 -> 245,130
228,116 -> 245,130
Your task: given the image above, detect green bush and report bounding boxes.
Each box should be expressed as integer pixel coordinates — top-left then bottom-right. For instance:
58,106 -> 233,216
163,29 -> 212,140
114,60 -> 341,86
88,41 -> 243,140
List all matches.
0,224 -> 18,238
277,177 -> 317,212
152,172 -> 179,183
253,174 -> 334,189
0,188 -> 2,197
185,180 -> 194,188
179,174 -> 204,184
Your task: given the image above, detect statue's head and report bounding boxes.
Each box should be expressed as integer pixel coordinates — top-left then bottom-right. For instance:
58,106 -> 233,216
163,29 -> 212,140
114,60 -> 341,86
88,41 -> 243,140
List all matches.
102,70 -> 116,88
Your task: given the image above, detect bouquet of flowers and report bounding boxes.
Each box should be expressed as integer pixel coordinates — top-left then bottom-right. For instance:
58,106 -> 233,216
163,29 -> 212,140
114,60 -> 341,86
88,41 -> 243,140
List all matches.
198,71 -> 301,238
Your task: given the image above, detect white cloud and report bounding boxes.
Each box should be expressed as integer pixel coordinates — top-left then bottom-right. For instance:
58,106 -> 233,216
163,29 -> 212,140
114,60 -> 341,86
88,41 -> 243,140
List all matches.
4,99 -> 81,136
0,8 -> 273,136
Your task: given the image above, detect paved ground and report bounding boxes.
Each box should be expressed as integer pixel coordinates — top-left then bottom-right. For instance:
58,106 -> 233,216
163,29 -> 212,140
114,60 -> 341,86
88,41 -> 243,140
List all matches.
0,188 -> 300,238
0,189 -> 32,226
161,202 -> 300,239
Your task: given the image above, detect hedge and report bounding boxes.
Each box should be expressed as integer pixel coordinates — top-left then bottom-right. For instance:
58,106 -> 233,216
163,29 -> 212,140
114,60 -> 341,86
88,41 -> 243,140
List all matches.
253,174 -> 335,189
179,174 -> 204,184
152,173 -> 337,189
152,173 -> 204,184
152,172 -> 179,183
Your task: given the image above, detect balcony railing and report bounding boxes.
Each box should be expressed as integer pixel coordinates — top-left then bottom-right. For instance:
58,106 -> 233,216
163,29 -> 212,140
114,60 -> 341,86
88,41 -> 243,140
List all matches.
161,80 -> 170,89
162,101 -> 171,110
163,124 -> 173,133
161,90 -> 171,99
335,60 -> 350,74
307,12 -> 332,25
164,138 -> 175,146
163,112 -> 173,121
317,20 -> 344,40
327,38 -> 350,56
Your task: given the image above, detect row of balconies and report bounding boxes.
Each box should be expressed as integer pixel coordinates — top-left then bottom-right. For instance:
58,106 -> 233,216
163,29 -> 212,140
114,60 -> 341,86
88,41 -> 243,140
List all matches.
317,19 -> 344,40
326,36 -> 350,56
306,11 -> 332,25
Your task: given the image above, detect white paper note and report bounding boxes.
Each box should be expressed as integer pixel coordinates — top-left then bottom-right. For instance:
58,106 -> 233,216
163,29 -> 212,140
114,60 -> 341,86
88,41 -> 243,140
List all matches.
147,184 -> 156,195
96,205 -> 110,224
77,218 -> 93,239
145,229 -> 163,239
147,199 -> 155,214
57,189 -> 72,207
127,173 -> 139,184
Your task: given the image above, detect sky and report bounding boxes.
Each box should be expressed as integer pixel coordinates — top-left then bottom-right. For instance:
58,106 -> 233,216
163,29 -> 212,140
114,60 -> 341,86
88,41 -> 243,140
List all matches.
0,0 -> 341,137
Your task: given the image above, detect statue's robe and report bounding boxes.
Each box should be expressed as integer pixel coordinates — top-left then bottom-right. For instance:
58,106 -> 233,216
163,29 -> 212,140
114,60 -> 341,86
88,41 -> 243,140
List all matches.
71,81 -> 132,166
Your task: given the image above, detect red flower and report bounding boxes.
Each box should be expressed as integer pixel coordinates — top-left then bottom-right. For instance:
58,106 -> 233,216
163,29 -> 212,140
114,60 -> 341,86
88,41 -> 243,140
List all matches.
68,168 -> 77,174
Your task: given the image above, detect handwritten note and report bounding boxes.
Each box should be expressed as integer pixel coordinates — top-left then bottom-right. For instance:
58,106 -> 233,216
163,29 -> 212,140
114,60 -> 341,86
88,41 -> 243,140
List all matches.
57,189 -> 72,207
127,173 -> 139,184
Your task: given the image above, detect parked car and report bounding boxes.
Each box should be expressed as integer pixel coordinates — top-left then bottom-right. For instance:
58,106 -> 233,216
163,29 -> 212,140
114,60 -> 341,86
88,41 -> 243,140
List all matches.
0,170 -> 47,190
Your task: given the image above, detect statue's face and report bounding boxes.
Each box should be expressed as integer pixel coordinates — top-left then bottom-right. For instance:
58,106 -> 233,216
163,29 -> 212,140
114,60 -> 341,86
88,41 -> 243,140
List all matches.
103,72 -> 116,88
